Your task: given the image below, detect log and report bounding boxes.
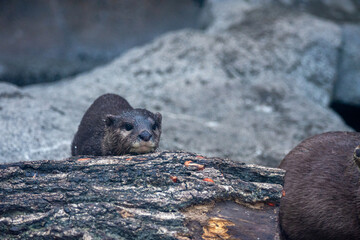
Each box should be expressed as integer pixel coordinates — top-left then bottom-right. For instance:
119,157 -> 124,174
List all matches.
0,151 -> 285,239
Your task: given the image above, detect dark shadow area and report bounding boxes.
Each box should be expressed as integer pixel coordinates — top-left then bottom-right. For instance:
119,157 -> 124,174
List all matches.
330,101 -> 360,132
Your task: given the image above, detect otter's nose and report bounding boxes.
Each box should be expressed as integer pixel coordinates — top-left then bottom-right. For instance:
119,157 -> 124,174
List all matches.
139,130 -> 152,142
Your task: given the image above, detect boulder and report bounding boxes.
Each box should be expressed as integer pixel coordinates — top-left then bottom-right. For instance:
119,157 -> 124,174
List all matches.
333,24 -> 360,106
0,1 -> 352,166
0,0 -> 207,86
0,82 -> 76,162
277,0 -> 360,22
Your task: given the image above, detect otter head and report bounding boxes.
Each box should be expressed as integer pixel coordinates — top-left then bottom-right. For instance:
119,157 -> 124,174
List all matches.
102,109 -> 162,155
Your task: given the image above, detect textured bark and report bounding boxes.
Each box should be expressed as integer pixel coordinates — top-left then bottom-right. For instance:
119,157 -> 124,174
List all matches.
0,151 -> 284,239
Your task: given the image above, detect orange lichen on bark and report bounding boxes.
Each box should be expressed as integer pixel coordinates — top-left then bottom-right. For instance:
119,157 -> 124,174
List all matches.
203,178 -> 214,183
170,176 -> 178,183
117,209 -> 134,219
196,164 -> 205,170
202,217 -> 235,240
77,158 -> 91,161
184,160 -> 193,166
184,160 -> 204,170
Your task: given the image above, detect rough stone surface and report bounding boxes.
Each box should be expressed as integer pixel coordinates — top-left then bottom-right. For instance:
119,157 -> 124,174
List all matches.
0,0 -> 352,166
273,0 -> 360,110
0,0 -> 207,86
277,0 -> 360,22
333,24 -> 360,106
0,151 -> 285,239
0,82 -> 77,162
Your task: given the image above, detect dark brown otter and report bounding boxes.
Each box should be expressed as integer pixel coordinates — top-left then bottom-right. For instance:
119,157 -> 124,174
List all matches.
279,131 -> 360,240
71,93 -> 162,156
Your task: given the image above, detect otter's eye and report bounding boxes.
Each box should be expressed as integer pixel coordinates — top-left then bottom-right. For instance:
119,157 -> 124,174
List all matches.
152,124 -> 157,130
123,123 -> 134,131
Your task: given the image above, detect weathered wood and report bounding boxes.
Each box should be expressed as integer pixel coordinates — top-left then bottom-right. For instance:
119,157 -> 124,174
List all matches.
0,151 -> 284,239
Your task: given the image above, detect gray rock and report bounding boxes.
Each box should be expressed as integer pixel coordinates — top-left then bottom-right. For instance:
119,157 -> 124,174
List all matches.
277,0 -> 360,22
0,0 -> 207,86
0,1 -> 352,166
333,24 -> 360,106
0,82 -> 76,162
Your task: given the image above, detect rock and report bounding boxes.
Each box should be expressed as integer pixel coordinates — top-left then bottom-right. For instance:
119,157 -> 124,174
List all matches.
0,1 -> 352,166
333,24 -> 360,106
277,0 -> 360,22
0,151 -> 285,239
0,82 -> 77,162
0,0 -> 207,86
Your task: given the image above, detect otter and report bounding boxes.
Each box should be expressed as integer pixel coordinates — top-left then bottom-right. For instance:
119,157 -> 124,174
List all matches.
71,93 -> 162,156
279,131 -> 360,240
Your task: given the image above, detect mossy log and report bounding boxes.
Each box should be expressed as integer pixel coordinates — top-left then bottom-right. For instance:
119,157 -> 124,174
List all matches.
0,151 -> 285,239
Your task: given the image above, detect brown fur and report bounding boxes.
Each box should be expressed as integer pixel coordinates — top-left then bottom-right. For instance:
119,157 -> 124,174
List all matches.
71,94 -> 162,156
279,131 -> 360,240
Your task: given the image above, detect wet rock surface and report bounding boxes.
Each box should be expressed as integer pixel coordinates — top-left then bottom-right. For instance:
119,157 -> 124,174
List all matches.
0,151 -> 284,239
0,0 -> 355,166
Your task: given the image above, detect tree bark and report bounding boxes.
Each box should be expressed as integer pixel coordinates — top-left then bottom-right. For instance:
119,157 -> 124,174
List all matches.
0,151 -> 285,239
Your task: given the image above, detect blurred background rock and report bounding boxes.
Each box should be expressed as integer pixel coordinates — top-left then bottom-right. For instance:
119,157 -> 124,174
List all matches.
0,0 -> 359,166
0,0 -> 207,86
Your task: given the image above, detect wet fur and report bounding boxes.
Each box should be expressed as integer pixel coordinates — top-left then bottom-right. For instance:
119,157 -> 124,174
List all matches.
71,94 -> 161,156
102,128 -> 131,155
101,109 -> 160,155
279,132 -> 360,240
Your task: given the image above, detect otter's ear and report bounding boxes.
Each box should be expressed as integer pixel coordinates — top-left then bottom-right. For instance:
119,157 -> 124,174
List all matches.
155,112 -> 162,126
104,114 -> 117,126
